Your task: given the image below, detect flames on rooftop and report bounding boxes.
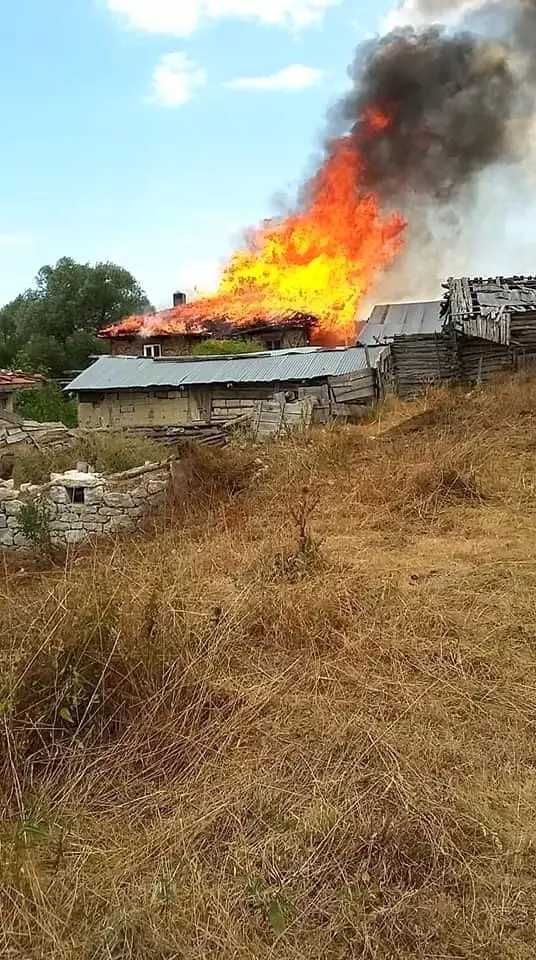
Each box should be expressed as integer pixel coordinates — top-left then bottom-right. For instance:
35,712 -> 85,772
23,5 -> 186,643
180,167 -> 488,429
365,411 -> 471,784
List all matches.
101,135 -> 405,346
102,3 -> 536,347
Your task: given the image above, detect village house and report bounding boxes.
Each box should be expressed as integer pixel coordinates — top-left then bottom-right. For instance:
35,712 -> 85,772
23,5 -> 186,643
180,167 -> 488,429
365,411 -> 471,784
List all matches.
65,346 -> 380,430
100,292 -> 315,358
0,370 -> 44,415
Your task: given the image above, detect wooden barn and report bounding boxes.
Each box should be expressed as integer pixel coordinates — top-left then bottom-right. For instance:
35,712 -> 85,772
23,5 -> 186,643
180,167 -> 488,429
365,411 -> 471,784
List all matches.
359,278 -> 536,396
447,276 -> 536,377
66,347 -> 381,431
357,300 -> 455,396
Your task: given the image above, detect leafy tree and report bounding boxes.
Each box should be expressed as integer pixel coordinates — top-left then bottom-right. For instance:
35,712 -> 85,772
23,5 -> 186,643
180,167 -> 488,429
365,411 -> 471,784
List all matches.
192,338 -> 263,356
15,383 -> 78,428
0,257 -> 150,377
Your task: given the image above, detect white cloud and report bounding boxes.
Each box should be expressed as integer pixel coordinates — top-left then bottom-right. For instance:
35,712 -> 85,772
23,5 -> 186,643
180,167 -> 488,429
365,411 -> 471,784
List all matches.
226,63 -> 324,91
0,234 -> 31,247
107,0 -> 340,36
147,52 -> 206,107
382,0 -> 488,33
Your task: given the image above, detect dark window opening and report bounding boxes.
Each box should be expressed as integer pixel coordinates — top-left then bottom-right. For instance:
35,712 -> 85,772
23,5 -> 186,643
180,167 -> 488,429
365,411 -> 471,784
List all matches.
67,487 -> 85,504
143,343 -> 162,358
266,339 -> 282,351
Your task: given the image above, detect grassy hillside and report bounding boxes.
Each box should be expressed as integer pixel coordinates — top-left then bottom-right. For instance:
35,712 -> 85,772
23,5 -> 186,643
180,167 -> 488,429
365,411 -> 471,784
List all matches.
2,375 -> 536,959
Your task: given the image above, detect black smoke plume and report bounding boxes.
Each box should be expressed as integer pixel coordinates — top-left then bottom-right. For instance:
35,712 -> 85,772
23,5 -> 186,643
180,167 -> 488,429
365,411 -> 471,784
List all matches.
335,0 -> 536,203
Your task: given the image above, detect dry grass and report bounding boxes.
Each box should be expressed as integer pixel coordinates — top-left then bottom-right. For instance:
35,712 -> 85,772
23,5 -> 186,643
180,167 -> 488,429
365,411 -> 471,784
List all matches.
11,433 -> 170,486
2,375 -> 536,958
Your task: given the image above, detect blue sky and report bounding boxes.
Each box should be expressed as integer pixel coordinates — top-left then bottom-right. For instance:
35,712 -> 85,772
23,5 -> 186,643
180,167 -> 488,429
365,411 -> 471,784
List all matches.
0,0 -> 397,309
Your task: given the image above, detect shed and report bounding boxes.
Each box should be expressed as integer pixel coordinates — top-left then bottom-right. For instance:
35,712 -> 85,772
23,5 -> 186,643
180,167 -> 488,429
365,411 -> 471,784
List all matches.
65,347 -> 380,430
446,276 -> 536,376
357,301 -> 456,396
0,370 -> 44,414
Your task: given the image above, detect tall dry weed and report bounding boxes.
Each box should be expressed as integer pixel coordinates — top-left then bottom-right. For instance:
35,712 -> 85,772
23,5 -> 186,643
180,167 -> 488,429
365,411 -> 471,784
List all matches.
1,376 -> 536,958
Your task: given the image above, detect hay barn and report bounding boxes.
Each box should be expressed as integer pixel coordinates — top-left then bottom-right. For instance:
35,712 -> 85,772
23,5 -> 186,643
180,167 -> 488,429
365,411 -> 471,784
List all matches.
66,347 -> 381,430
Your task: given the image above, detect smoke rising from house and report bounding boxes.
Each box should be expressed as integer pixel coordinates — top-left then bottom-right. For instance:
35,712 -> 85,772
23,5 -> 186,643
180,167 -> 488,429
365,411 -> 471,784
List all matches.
335,0 -> 536,308
339,27 -> 515,202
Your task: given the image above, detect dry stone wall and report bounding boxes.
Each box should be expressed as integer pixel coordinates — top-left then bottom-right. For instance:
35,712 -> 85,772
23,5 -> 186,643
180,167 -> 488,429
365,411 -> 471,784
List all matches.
0,462 -> 170,550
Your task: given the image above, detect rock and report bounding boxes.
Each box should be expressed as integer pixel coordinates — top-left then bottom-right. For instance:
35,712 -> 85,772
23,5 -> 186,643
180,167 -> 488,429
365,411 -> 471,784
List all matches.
50,470 -> 103,487
107,515 -> 135,532
6,517 -> 22,530
4,500 -> 23,517
0,530 -> 14,546
48,486 -> 69,505
80,522 -> 104,534
64,529 -> 87,544
97,507 -> 124,518
13,533 -> 30,547
84,486 -> 105,506
126,506 -> 145,519
103,492 -> 135,509
147,479 -> 169,495
0,486 -> 18,502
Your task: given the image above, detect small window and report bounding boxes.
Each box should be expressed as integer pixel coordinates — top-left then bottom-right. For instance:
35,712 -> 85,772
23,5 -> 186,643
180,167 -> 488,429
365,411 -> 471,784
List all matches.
143,343 -> 162,358
266,339 -> 282,351
67,487 -> 85,504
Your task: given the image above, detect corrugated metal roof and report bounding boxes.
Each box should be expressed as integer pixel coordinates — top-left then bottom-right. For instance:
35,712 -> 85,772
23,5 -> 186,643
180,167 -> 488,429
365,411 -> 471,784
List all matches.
66,347 -> 378,392
358,301 -> 443,345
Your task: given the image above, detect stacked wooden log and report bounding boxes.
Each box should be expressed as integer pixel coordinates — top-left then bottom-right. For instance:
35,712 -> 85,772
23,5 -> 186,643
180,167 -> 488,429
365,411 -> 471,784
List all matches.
122,414 -> 251,448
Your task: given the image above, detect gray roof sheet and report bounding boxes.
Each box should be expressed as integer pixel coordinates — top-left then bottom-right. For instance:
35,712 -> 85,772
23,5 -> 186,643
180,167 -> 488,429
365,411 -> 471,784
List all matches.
66,347 -> 379,392
358,300 -> 443,345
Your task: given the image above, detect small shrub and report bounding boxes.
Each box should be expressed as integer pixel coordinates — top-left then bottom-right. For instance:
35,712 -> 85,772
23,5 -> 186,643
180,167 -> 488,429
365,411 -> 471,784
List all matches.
18,498 -> 53,555
178,441 -> 260,500
191,338 -> 263,356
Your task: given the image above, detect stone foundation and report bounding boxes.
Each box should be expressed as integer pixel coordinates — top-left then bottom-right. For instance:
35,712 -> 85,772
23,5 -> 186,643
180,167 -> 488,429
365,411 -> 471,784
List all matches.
0,461 -> 171,549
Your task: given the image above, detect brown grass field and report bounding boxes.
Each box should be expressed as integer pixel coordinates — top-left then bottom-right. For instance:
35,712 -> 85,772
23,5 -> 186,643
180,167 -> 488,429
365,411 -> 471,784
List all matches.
2,375 -> 536,959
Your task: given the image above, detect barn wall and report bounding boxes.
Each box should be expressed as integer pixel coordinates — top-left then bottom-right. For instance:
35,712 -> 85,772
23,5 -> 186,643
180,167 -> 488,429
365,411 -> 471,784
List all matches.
390,334 -> 457,396
208,385 -> 276,422
457,337 -> 512,383
78,389 -> 196,429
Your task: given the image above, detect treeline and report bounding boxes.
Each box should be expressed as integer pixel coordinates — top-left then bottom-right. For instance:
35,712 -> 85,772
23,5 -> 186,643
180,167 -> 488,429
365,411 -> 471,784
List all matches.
0,257 -> 151,378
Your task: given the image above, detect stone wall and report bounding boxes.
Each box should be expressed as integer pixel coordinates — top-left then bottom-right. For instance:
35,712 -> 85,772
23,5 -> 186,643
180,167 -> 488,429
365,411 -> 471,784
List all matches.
0,461 -> 170,550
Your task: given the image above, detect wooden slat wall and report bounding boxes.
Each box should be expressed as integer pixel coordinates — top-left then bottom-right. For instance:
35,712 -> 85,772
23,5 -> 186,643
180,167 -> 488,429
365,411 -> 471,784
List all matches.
458,338 -> 512,383
390,334 -> 457,397
327,370 -> 376,405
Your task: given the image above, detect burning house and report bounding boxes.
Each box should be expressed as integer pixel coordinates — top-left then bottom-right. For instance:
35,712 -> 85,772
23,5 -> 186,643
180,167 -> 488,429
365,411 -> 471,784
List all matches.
100,292 -> 316,357
98,6 -> 536,394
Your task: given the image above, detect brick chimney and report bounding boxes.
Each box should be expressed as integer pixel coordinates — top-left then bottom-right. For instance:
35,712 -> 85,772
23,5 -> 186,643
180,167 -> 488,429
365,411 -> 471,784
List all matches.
173,291 -> 186,307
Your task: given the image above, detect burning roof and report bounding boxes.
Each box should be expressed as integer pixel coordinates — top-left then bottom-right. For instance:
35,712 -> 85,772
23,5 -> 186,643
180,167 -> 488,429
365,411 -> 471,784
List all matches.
103,3 -> 536,350
100,301 -> 317,340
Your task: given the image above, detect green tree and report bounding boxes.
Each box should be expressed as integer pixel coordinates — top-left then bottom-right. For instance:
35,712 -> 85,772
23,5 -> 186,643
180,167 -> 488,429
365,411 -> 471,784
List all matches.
192,338 -> 263,356
15,383 -> 78,428
0,257 -> 150,377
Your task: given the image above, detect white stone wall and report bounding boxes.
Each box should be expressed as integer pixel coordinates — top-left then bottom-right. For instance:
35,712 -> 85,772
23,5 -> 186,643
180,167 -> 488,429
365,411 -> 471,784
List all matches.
0,465 -> 170,549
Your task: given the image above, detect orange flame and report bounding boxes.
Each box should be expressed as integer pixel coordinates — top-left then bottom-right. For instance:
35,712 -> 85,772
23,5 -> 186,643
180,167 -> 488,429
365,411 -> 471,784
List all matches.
103,133 -> 406,345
